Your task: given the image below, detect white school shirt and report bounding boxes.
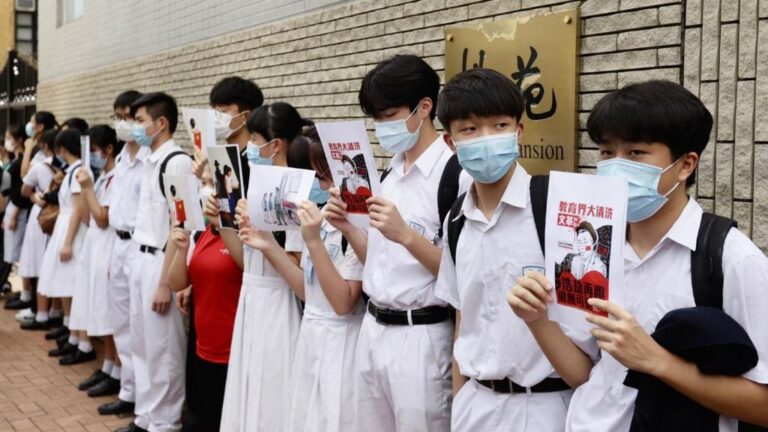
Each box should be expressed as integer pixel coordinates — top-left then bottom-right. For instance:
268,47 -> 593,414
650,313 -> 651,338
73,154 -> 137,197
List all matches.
59,161 -> 83,211
566,198 -> 768,432
132,140 -> 193,248
108,145 -> 150,232
300,219 -> 364,317
435,164 -> 597,384
363,135 -> 468,310
22,156 -> 55,195
91,167 -> 116,225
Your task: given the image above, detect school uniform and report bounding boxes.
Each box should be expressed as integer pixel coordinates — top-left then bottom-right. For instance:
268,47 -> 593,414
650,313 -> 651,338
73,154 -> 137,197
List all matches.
38,161 -> 86,298
4,157 -> 31,264
566,198 -> 768,432
130,140 -> 192,432
107,144 -> 149,405
18,158 -> 55,278
435,164 -> 596,432
220,165 -> 303,432
354,137 -> 459,432
285,220 -> 365,432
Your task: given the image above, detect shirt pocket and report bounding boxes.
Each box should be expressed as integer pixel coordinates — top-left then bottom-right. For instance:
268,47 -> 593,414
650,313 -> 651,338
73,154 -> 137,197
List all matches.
644,288 -> 694,332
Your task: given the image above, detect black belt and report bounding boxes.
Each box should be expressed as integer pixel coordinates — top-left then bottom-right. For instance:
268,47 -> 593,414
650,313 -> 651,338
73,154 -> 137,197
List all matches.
366,301 -> 451,326
139,244 -> 160,255
115,230 -> 132,240
475,377 -> 570,394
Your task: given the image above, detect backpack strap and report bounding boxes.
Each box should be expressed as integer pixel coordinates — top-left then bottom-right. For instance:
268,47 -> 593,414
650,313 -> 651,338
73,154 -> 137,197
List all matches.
529,175 -> 550,254
67,162 -> 82,188
691,212 -> 737,310
446,192 -> 467,264
380,167 -> 392,183
437,153 -> 463,239
158,151 -> 192,198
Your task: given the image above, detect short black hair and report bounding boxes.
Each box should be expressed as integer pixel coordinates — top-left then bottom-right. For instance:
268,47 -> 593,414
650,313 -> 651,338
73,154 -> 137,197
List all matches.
130,92 -> 179,134
359,54 -> 440,120
6,124 -> 27,142
61,118 -> 89,134
209,76 -> 264,112
247,102 -> 313,144
113,90 -> 143,110
437,68 -> 525,133
40,129 -> 58,152
87,124 -> 123,157
54,128 -> 81,157
288,126 -> 328,176
33,111 -> 58,131
587,80 -> 713,187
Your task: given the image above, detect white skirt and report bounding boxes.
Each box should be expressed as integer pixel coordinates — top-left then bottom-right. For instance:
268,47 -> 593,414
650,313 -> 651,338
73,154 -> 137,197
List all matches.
285,308 -> 362,432
18,205 -> 49,278
86,226 -> 116,336
3,203 -> 29,263
220,273 -> 302,432
38,210 -> 86,298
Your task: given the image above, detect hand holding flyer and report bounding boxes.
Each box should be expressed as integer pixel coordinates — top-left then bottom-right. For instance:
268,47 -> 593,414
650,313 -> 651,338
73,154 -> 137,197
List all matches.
162,174 -> 206,232
545,171 -> 627,331
315,120 -> 381,228
247,165 -> 315,231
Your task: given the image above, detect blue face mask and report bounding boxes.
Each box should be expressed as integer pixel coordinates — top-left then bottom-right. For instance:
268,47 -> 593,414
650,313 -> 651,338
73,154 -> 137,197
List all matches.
596,158 -> 681,222
131,123 -> 161,148
308,178 -> 330,204
25,122 -> 35,138
90,151 -> 107,170
373,107 -> 423,154
455,132 -> 520,184
246,140 -> 274,166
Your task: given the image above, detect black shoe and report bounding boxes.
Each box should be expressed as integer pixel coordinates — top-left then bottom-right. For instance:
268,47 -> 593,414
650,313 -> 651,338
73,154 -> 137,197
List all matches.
45,325 -> 69,340
49,316 -> 64,328
59,349 -> 97,365
3,297 -> 32,310
48,342 -> 77,357
21,320 -> 50,331
56,333 -> 69,348
79,369 -> 109,390
114,422 -> 148,432
88,377 -> 120,397
98,399 -> 135,416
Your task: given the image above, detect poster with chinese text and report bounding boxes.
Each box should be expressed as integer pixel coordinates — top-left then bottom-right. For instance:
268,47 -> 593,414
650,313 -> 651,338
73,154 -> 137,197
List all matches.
162,174 -> 206,232
181,108 -> 216,152
247,165 -> 314,231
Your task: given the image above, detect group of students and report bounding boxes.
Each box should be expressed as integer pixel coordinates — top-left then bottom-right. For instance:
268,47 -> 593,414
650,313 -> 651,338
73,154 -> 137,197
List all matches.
1,52 -> 767,432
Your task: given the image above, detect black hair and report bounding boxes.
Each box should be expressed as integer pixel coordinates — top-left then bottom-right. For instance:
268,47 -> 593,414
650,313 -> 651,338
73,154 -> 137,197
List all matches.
33,111 -> 58,131
437,68 -> 525,132
288,126 -> 329,176
113,90 -> 143,110
209,76 -> 264,112
6,124 -> 27,143
54,128 -> 81,157
223,165 -> 232,175
246,102 -> 313,144
576,221 -> 597,243
170,184 -> 177,196
587,80 -> 713,187
61,117 -> 89,134
190,118 -> 196,128
130,92 -> 179,133
87,125 -> 123,157
359,54 -> 440,120
40,129 -> 58,153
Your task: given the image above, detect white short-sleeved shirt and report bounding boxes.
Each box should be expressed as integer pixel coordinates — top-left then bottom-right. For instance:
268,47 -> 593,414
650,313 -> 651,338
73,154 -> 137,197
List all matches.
300,219 -> 364,317
435,164 -> 597,384
58,161 -> 83,211
108,145 -> 150,232
363,136 -> 469,310
566,199 -> 768,432
23,156 -> 55,194
91,167 -> 116,226
133,140 -> 193,248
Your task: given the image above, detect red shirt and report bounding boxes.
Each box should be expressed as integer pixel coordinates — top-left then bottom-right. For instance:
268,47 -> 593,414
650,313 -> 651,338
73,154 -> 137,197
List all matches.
189,227 -> 242,364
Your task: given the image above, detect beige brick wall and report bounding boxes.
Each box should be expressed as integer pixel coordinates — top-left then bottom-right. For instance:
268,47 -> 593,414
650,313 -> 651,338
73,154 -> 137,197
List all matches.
36,0 -> 768,252
0,0 -> 15,69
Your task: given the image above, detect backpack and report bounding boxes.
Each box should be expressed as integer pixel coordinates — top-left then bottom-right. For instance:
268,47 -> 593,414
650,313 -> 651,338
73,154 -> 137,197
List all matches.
158,150 -> 193,199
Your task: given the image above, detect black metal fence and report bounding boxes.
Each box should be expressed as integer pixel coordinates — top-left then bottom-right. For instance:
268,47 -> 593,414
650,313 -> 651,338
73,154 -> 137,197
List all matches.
0,49 -> 37,135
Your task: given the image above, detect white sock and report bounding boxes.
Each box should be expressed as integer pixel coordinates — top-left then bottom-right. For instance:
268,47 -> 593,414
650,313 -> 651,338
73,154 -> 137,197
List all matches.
49,308 -> 63,318
20,290 -> 31,302
35,311 -> 48,323
62,316 -> 69,327
102,360 -> 114,375
110,366 -> 121,380
68,335 -> 79,345
78,340 -> 93,353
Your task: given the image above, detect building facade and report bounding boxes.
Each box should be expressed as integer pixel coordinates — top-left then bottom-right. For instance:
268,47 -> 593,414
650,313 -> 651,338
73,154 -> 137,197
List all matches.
35,0 -> 768,252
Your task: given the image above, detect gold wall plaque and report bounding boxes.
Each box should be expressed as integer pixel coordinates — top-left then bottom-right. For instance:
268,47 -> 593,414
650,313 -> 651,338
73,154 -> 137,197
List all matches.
445,9 -> 580,174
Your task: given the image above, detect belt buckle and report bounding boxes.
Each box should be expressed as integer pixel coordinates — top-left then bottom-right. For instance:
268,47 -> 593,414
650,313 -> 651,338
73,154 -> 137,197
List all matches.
374,305 -> 388,326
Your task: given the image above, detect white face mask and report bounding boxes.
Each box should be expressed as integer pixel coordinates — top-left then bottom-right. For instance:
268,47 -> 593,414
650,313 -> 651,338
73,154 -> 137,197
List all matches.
214,111 -> 245,140
4,139 -> 15,153
114,120 -> 136,143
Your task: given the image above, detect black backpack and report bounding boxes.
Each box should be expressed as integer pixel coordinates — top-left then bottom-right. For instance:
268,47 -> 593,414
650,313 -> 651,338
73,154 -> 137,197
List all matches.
158,150 -> 193,199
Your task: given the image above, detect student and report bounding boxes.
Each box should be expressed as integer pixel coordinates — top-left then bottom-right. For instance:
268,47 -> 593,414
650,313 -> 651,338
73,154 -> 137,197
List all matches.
324,54 -> 468,431
219,102 -> 308,432
432,68 -> 594,432
113,92 -> 192,432
507,80 -> 768,431
98,90 -> 148,418
280,126 -> 366,432
2,124 -> 31,307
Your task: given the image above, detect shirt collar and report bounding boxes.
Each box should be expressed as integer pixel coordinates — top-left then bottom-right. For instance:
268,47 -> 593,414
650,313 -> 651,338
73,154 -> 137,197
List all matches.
455,162 -> 529,221
390,135 -> 449,178
148,139 -> 177,163
663,197 -> 702,251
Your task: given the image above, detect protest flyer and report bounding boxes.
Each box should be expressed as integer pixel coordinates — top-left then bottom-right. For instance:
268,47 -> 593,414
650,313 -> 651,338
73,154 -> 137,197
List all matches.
247,165 -> 315,231
181,108 -> 216,152
545,171 -> 627,331
315,120 -> 381,228
162,174 -> 206,232
80,135 -> 90,173
206,144 -> 243,230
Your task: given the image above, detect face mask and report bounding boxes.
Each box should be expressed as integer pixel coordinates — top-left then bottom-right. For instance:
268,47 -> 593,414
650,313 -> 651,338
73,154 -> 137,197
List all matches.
214,111 -> 245,140
114,120 -> 135,143
25,122 -> 35,138
4,139 -> 15,153
455,132 -> 520,184
246,140 -> 274,166
131,123 -> 162,148
308,178 -> 330,204
596,158 -> 681,222
90,152 -> 107,170
373,107 -> 423,154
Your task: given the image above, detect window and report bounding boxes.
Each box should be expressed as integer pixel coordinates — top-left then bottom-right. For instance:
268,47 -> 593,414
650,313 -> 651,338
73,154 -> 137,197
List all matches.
56,0 -> 84,27
15,11 -> 36,56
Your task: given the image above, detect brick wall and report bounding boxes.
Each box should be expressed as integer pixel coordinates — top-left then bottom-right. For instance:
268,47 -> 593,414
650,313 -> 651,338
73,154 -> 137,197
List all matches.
0,0 -> 15,69
36,0 -> 768,252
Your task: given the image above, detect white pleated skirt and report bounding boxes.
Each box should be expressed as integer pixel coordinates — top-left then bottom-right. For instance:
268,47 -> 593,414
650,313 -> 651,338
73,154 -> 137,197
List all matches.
69,225 -> 115,333
37,210 -> 86,298
3,203 -> 28,263
18,205 -> 49,278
